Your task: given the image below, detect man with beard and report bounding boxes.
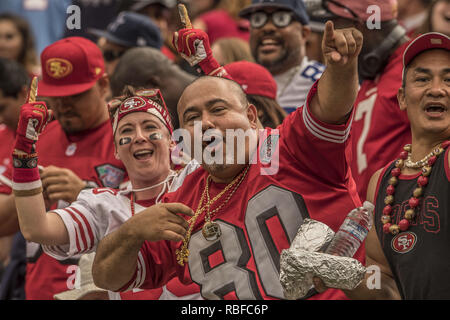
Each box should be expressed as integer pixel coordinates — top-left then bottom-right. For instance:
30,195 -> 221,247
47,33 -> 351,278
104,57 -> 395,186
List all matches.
240,0 -> 325,113
0,37 -> 127,299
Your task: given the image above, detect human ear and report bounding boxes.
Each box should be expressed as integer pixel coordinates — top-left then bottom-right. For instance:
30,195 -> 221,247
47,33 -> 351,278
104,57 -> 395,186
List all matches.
397,87 -> 407,111
247,104 -> 258,129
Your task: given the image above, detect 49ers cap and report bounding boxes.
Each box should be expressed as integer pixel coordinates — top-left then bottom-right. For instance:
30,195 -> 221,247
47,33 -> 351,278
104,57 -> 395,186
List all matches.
38,37 -> 105,97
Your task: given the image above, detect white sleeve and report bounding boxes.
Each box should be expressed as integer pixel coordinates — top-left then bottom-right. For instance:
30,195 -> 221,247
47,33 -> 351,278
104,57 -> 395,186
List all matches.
42,189 -> 104,260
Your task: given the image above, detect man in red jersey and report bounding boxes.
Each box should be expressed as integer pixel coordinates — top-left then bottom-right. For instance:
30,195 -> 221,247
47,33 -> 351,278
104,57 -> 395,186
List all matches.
3,37 -> 127,300
92,21 -> 363,300
310,0 -> 412,201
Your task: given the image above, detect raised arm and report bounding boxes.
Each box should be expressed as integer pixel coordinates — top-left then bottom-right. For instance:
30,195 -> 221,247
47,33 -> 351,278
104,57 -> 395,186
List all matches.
11,79 -> 68,245
310,21 -> 363,125
93,202 -> 193,291
173,28 -> 231,79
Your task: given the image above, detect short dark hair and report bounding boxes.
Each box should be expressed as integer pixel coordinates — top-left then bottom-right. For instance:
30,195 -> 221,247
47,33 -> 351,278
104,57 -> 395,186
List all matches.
0,57 -> 29,97
247,95 -> 287,128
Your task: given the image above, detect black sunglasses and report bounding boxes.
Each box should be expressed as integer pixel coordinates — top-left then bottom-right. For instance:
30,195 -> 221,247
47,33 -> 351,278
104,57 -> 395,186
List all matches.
103,49 -> 126,62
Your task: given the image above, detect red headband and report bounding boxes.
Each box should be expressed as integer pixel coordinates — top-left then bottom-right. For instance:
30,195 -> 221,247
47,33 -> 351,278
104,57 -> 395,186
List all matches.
110,89 -> 173,135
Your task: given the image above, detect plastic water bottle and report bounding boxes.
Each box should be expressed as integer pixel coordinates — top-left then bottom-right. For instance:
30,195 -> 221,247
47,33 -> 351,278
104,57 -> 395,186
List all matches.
325,201 -> 374,258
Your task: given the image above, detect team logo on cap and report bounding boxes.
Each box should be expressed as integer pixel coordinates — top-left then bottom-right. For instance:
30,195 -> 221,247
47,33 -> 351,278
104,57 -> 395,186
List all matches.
119,97 -> 147,113
46,58 -> 73,79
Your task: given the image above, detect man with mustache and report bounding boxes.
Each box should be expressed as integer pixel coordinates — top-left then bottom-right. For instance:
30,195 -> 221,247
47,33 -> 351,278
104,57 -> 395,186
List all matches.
240,0 -> 325,114
0,37 -> 127,299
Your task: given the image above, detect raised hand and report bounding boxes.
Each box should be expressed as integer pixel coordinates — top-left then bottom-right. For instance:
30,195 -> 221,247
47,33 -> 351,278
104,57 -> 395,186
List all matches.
173,28 -> 211,67
173,28 -> 227,76
14,77 -> 53,154
322,21 -> 363,67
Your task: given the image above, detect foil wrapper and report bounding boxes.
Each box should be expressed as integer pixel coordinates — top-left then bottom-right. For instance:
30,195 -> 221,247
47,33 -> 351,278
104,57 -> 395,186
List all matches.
280,250 -> 366,299
290,218 -> 335,252
280,218 -> 366,300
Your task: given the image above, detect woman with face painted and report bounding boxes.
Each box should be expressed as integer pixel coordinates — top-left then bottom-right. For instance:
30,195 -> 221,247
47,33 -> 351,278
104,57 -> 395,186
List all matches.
12,85 -> 201,300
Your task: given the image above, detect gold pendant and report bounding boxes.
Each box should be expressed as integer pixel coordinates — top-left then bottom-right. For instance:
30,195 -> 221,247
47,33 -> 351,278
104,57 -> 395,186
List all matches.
176,247 -> 189,266
202,221 -> 222,241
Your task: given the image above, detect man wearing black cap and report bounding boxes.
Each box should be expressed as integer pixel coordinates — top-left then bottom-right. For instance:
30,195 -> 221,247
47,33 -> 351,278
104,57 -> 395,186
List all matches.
90,11 -> 163,76
240,0 -> 325,114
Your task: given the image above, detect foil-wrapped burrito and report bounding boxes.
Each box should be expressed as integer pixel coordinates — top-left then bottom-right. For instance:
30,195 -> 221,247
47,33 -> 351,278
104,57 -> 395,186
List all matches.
280,219 -> 366,300
290,218 -> 335,252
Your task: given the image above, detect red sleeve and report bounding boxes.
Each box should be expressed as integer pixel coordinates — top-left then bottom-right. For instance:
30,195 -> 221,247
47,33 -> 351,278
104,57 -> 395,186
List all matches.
0,164 -> 12,195
119,239 -> 187,291
279,80 -> 354,184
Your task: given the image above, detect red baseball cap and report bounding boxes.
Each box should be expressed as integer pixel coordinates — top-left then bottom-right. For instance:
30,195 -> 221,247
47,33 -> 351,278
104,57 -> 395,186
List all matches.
325,0 -> 398,22
403,32 -> 450,70
38,37 -> 105,97
224,61 -> 277,100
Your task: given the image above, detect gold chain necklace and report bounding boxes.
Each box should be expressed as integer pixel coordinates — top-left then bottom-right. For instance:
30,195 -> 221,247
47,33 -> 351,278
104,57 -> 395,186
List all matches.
176,165 -> 250,266
404,143 -> 441,168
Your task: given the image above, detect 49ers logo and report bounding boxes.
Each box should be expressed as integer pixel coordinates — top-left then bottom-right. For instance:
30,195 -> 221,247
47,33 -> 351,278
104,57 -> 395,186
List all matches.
46,58 -> 73,79
391,232 -> 417,254
119,97 -> 146,113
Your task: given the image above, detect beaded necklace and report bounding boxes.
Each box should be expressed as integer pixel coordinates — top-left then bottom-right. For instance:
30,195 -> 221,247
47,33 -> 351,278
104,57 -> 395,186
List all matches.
382,140 -> 450,235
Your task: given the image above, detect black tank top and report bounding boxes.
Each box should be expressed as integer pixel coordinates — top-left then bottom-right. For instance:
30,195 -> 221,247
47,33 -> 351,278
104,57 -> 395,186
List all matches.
374,147 -> 450,299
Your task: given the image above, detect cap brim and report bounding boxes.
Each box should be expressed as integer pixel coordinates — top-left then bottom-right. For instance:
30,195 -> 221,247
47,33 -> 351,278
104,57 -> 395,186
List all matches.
38,79 -> 97,97
131,0 -> 175,11
54,285 -> 105,300
403,32 -> 450,68
88,28 -> 132,48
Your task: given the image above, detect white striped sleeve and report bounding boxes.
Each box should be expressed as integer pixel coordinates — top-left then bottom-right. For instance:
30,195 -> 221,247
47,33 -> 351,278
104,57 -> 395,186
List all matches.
121,251 -> 148,291
42,191 -> 99,260
302,98 -> 352,144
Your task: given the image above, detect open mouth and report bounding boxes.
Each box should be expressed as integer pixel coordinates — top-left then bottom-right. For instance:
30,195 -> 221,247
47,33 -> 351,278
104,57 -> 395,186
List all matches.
133,149 -> 154,160
258,38 -> 282,53
424,103 -> 448,117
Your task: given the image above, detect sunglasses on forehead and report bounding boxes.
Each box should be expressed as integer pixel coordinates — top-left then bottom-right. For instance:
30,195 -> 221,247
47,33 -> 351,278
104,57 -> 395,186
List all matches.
250,10 -> 295,28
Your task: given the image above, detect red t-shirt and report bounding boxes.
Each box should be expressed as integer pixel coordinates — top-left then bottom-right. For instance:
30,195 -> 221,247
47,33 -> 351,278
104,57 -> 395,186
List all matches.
0,125 -> 14,194
122,82 -> 363,300
349,42 -> 412,201
198,9 -> 250,44
24,120 -> 127,300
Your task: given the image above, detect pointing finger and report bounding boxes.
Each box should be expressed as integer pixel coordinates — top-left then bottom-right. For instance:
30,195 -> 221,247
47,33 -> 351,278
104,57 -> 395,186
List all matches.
324,20 -> 335,43
27,76 -> 38,103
